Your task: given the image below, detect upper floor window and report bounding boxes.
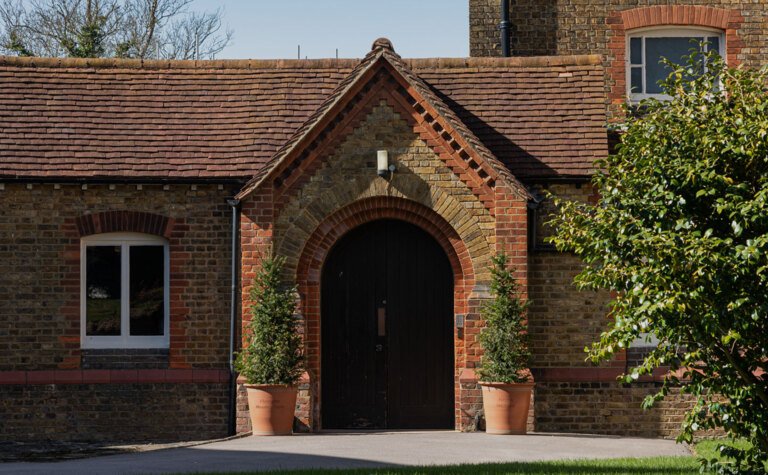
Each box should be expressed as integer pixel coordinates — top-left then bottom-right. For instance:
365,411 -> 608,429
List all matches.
627,27 -> 723,101
81,232 -> 169,349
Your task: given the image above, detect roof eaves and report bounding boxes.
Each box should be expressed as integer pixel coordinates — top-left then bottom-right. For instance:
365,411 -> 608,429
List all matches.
379,50 -> 531,200
235,48 -> 387,200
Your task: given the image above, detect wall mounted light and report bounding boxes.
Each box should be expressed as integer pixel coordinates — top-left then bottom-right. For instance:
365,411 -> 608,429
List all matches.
377,150 -> 396,178
455,314 -> 465,329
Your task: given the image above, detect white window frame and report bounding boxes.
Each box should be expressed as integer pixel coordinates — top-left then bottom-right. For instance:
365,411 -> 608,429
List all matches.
80,232 -> 170,349
627,26 -> 725,102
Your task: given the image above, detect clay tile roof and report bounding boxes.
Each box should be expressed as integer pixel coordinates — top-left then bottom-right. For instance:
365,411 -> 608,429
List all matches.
380,44 -> 521,192
0,49 -> 606,183
411,56 -> 608,179
236,41 -> 386,197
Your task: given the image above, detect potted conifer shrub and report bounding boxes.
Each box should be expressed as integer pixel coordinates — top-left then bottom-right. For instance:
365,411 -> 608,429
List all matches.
478,253 -> 534,435
235,256 -> 303,435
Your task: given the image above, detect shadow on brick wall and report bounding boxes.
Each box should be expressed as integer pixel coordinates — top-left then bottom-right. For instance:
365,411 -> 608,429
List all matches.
509,0 -> 559,56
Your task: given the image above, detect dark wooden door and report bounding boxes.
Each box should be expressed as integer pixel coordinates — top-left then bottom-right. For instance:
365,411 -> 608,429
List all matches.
321,219 -> 454,430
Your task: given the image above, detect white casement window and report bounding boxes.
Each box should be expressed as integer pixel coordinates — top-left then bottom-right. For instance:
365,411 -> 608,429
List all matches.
80,232 -> 170,349
627,27 -> 724,101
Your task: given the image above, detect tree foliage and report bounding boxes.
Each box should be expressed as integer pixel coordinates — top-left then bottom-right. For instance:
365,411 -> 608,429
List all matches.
0,0 -> 231,59
235,256 -> 304,386
478,253 -> 531,384
549,51 -> 768,473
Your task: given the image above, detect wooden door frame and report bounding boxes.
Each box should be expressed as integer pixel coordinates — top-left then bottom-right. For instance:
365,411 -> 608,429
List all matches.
320,218 -> 455,430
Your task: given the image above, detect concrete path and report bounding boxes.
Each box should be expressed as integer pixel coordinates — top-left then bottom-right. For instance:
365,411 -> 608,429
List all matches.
0,431 -> 691,474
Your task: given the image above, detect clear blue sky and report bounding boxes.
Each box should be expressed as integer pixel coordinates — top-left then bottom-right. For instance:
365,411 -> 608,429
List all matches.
196,0 -> 469,59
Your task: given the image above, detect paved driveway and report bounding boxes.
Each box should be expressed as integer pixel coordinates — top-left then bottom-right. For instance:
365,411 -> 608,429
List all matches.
0,431 -> 691,474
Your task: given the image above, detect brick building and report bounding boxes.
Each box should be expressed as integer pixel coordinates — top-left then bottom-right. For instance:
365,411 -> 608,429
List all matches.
470,0 -> 767,113
470,0 -> 767,435
1,0 -> 763,442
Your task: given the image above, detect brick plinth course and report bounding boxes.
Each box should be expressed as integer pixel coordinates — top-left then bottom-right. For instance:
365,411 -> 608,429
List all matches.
534,382 -> 693,437
0,383 -> 228,442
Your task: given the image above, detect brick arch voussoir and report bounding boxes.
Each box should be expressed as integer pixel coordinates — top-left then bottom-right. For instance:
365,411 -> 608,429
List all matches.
76,211 -> 175,238
296,197 -> 474,289
620,5 -> 731,31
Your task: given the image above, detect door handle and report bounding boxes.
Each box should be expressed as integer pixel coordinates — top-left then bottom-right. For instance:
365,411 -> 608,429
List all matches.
377,306 -> 386,337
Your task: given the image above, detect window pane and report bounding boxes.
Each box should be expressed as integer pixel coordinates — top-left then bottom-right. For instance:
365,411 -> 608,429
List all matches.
86,246 -> 122,336
645,37 -> 699,94
707,36 -> 721,56
129,245 -> 165,336
630,37 -> 642,64
630,67 -> 643,93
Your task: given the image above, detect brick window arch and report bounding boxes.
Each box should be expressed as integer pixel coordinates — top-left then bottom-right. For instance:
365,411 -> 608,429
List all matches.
607,5 -> 745,105
76,211 -> 175,238
62,210 -> 190,367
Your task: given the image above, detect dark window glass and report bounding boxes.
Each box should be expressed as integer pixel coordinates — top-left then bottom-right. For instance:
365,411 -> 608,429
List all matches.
129,245 -> 165,336
630,37 -> 642,64
86,246 -> 121,336
707,37 -> 720,56
630,67 -> 643,93
646,37 -> 700,94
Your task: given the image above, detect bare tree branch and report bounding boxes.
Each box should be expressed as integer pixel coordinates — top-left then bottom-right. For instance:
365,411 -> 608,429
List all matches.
0,0 -> 33,56
161,7 -> 231,60
0,0 -> 230,58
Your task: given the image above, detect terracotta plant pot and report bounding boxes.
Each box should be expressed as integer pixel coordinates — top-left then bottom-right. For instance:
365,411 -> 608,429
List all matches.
480,382 -> 535,435
245,384 -> 298,436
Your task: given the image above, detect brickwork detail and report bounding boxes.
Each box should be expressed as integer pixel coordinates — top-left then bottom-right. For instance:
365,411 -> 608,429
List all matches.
535,382 -> 696,438
606,5 -> 745,107
81,349 -> 169,369
0,183 -> 236,371
470,0 -> 764,64
527,184 -> 617,368
470,0 -> 765,116
76,210 -> 175,238
238,95 -> 528,432
0,383 -> 228,442
274,102 -> 496,284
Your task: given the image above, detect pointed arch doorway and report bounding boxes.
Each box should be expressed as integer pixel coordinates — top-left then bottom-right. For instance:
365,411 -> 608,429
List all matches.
321,219 -> 455,429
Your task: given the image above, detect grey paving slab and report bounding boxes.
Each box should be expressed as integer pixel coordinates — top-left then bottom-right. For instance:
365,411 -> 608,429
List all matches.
0,431 -> 692,474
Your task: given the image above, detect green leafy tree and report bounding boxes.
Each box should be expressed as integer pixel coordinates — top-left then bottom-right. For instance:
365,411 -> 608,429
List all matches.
63,18 -> 106,57
549,51 -> 768,474
5,30 -> 31,56
478,253 -> 531,383
235,257 -> 303,386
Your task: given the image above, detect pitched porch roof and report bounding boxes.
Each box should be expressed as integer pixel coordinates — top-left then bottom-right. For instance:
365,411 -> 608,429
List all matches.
236,38 -> 523,200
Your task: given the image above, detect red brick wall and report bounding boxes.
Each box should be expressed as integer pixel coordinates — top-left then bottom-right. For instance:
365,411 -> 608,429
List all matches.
235,91 -> 528,433
0,182 -> 237,441
470,0 -> 764,64
470,0 -> 764,116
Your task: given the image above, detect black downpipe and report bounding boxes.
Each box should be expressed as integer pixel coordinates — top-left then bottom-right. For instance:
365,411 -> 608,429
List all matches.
500,0 -> 511,57
226,198 -> 241,436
